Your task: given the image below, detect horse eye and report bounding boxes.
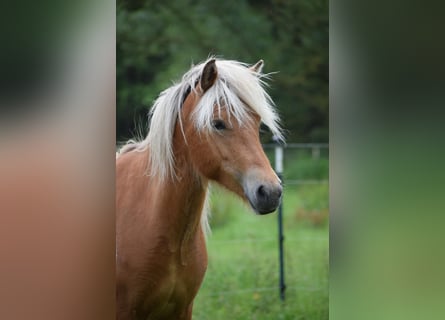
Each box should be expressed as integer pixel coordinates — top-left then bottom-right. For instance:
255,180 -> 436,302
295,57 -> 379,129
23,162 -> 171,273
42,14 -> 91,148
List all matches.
212,120 -> 226,130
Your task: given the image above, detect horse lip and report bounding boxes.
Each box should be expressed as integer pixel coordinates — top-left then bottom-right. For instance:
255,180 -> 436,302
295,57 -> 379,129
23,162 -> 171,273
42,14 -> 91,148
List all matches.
247,195 -> 280,215
247,197 -> 259,214
257,202 -> 280,215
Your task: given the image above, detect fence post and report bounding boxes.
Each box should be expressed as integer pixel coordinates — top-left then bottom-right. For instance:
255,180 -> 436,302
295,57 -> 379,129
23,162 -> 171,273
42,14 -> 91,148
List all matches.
273,136 -> 286,301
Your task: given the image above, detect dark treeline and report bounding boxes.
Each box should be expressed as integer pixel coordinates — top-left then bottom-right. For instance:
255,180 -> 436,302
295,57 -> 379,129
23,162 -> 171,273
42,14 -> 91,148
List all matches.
117,0 -> 328,143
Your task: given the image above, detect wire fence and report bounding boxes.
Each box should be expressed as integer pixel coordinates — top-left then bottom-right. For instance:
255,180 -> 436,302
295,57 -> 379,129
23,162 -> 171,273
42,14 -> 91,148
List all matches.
209,236 -> 327,244
200,285 -> 325,297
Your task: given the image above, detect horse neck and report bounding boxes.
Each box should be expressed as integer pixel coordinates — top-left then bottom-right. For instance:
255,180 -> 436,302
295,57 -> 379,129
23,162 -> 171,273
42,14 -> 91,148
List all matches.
154,130 -> 208,261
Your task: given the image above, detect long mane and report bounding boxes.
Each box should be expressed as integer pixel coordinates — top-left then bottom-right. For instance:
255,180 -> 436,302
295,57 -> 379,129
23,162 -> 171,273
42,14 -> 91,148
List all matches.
118,57 -> 283,180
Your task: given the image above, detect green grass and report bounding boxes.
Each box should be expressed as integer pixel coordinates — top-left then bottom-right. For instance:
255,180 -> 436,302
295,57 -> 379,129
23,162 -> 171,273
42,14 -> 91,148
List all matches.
193,182 -> 329,319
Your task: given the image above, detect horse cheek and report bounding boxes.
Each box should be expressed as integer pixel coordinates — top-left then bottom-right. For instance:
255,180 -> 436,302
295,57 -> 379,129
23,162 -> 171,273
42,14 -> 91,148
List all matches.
198,153 -> 220,179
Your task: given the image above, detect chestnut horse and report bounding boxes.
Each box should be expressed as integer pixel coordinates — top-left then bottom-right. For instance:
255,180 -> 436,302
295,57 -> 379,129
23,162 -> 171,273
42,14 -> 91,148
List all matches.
116,58 -> 283,319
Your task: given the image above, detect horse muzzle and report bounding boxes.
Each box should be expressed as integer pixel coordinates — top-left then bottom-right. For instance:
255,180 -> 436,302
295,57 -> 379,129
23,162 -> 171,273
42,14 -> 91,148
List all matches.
243,172 -> 283,215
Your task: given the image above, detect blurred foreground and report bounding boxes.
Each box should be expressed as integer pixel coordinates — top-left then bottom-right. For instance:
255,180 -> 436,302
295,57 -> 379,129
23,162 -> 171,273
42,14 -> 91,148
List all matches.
0,2 -> 115,319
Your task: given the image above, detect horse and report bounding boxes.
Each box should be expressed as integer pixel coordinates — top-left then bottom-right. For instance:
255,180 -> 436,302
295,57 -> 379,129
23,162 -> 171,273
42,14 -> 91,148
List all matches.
116,58 -> 283,319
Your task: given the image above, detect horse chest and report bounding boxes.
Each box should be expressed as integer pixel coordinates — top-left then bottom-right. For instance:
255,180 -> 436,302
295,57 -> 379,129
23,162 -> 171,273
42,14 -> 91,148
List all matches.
159,249 -> 205,294
135,255 -> 205,319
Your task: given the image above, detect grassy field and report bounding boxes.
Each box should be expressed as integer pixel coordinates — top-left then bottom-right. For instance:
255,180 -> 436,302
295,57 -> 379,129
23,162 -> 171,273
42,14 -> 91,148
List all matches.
193,152 -> 329,319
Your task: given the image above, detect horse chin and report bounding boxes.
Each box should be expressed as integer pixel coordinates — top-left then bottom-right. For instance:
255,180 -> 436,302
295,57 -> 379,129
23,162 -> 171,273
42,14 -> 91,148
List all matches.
247,197 -> 278,215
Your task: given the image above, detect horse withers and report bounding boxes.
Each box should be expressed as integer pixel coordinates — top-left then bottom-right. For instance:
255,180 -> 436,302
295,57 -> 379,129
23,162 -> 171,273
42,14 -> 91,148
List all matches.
116,58 -> 283,319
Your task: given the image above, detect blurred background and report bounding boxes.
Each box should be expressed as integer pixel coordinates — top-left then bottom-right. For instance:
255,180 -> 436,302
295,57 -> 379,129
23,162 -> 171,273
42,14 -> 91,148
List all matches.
117,1 -> 328,319
0,1 -> 115,319
117,0 -> 328,143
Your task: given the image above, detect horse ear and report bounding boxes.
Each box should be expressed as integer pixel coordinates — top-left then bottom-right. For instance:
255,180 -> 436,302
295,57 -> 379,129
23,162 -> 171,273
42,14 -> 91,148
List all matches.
200,59 -> 218,93
250,59 -> 264,73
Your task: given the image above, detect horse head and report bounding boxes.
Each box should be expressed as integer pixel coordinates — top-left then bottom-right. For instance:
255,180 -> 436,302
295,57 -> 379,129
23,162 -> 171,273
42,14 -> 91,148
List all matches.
179,59 -> 283,214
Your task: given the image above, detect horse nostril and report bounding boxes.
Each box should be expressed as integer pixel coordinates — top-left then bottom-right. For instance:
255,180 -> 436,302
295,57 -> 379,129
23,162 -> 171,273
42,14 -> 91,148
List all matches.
257,185 -> 267,199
